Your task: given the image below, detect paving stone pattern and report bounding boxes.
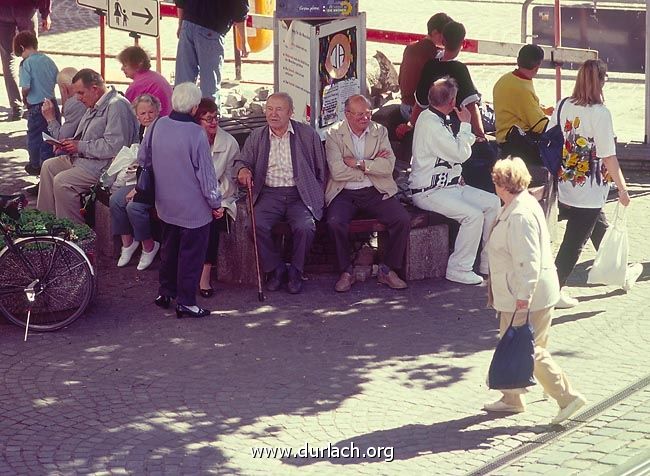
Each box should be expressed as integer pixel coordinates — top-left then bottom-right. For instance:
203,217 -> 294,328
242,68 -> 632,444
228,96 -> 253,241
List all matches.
1,1 -> 649,474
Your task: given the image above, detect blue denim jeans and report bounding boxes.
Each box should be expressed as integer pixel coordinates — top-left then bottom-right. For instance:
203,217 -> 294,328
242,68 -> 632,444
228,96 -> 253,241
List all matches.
110,185 -> 154,242
26,101 -> 58,168
174,20 -> 225,106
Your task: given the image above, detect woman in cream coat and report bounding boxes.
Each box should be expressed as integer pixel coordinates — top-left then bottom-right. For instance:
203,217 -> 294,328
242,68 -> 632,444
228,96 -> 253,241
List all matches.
194,98 -> 240,297
484,156 -> 586,425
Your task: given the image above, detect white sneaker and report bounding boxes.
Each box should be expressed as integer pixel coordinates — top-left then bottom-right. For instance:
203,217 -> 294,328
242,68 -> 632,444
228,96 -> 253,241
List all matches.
623,263 -> 643,291
446,269 -> 484,285
551,394 -> 587,425
137,241 -> 160,271
556,289 -> 579,309
117,241 -> 140,267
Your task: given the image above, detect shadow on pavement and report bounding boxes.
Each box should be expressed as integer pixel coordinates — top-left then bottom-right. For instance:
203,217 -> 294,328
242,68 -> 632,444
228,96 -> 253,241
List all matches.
552,310 -> 606,325
283,413 -> 536,466
0,264 -> 501,472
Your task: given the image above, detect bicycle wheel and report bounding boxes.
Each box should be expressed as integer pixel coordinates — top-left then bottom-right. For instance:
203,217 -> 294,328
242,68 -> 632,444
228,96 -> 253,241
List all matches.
0,236 -> 94,331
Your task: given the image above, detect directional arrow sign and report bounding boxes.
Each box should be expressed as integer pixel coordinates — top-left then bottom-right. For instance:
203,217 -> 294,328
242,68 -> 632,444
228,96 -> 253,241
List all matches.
107,0 -> 160,37
77,0 -> 108,11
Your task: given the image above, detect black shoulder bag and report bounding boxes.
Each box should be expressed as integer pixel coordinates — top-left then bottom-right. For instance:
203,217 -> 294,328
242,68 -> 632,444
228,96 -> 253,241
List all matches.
133,119 -> 159,205
503,98 -> 569,175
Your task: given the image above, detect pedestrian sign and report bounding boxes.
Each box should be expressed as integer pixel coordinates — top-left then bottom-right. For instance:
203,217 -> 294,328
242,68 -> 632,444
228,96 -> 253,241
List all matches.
107,0 -> 160,37
77,0 -> 108,11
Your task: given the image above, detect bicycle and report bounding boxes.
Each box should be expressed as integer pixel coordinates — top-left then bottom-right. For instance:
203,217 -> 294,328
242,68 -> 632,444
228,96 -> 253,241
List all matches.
0,194 -> 95,334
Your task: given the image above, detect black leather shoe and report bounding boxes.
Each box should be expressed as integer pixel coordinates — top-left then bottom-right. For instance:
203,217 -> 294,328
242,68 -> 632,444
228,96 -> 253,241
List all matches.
176,304 -> 210,318
24,164 -> 41,176
154,295 -> 172,309
287,266 -> 303,294
199,288 -> 214,298
266,265 -> 287,292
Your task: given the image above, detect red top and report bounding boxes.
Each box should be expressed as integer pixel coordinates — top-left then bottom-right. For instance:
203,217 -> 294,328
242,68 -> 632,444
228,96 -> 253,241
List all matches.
398,38 -> 439,107
125,70 -> 173,117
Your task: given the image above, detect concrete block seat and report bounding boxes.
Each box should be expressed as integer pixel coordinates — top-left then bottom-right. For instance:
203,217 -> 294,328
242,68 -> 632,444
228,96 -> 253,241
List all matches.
216,196 -> 452,286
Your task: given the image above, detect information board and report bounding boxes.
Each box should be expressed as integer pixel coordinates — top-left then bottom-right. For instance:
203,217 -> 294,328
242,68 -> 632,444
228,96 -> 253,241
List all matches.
276,0 -> 358,20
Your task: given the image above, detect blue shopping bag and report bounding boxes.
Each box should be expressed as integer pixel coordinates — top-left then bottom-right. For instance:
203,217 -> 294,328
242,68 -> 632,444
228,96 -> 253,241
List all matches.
488,311 -> 536,390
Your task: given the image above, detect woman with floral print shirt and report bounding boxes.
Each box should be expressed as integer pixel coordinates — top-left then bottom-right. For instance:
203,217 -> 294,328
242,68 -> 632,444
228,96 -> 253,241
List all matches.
552,59 -> 630,308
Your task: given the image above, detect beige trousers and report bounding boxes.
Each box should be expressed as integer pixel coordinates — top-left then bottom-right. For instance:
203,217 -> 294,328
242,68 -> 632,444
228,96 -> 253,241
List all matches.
36,156 -> 97,224
498,308 -> 580,408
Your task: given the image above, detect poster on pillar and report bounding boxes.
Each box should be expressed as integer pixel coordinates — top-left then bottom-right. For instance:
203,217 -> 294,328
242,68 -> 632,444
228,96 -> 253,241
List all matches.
275,13 -> 365,138
318,27 -> 359,129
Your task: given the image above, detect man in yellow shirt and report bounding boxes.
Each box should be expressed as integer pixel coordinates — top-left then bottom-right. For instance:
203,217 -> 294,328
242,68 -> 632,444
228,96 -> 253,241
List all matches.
493,44 -> 553,145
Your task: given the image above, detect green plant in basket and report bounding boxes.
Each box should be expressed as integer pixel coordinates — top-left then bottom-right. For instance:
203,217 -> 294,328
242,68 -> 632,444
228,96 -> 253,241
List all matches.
0,209 -> 93,248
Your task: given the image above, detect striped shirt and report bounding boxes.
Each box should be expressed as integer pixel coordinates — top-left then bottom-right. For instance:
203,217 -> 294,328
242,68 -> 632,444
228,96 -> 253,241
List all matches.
344,124 -> 373,190
265,122 -> 295,187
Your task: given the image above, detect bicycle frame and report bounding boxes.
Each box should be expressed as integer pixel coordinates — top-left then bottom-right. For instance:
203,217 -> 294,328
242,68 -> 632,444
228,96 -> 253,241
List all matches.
0,222 -> 95,299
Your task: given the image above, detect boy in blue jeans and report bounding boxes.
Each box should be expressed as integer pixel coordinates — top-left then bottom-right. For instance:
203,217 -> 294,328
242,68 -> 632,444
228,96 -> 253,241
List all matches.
14,30 -> 59,176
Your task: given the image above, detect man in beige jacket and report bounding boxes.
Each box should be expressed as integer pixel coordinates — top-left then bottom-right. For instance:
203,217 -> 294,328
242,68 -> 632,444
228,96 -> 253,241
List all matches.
324,95 -> 410,292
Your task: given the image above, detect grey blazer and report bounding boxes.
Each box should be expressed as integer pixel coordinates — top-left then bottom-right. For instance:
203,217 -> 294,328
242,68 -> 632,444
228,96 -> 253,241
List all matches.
233,120 -> 327,220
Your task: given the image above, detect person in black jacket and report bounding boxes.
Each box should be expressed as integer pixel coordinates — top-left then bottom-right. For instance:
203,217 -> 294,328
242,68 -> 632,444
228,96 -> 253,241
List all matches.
174,0 -> 248,106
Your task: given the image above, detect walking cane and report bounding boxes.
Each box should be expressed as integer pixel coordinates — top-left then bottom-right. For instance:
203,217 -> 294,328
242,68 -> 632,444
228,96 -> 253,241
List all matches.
247,183 -> 265,302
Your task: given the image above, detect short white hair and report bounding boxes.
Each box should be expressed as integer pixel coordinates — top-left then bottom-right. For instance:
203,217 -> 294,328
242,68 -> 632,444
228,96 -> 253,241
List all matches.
57,67 -> 78,87
171,82 -> 202,113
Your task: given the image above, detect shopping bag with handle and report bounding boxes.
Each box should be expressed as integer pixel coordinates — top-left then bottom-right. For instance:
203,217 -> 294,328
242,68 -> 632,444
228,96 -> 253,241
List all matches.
587,204 -> 628,288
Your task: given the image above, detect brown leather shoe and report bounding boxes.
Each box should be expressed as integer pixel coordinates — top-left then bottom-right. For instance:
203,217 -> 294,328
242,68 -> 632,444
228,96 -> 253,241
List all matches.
334,272 -> 356,292
377,269 -> 408,289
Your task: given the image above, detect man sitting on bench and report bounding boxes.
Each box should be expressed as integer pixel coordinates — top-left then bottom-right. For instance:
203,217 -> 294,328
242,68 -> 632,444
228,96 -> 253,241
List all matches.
325,95 -> 410,292
37,68 -> 139,223
234,92 -> 327,295
410,78 -> 500,285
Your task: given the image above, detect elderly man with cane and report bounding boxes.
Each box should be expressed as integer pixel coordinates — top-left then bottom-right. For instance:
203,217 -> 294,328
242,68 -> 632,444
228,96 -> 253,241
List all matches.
234,92 -> 327,295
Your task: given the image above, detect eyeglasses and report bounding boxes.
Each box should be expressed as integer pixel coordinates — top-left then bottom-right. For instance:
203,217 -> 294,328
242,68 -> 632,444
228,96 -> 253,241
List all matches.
201,115 -> 219,123
346,111 -> 372,118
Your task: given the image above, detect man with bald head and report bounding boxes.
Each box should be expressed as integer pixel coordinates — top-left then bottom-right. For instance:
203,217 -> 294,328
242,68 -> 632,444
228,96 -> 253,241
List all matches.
325,94 -> 410,292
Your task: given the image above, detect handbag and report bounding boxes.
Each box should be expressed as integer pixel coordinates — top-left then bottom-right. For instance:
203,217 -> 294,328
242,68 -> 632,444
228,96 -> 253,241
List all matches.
134,119 -> 159,205
488,311 -> 536,390
587,204 -> 628,288
503,98 -> 568,175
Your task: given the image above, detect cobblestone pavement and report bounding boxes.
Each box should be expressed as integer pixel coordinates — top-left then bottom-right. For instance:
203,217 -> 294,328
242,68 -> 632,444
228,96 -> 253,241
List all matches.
1,1 -> 650,474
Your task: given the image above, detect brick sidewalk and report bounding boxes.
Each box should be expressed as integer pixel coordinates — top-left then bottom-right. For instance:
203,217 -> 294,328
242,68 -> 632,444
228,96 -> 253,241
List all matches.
1,2 -> 650,474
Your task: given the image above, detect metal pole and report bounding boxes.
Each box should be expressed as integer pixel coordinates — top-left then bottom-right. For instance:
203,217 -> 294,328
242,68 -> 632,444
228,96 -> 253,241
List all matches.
521,0 -> 536,43
156,36 -> 162,73
233,28 -> 242,81
645,0 -> 649,143
99,11 -> 106,79
554,0 -> 562,101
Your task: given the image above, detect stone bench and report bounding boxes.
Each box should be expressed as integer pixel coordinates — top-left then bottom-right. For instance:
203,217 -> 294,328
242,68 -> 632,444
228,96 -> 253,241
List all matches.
216,197 -> 451,286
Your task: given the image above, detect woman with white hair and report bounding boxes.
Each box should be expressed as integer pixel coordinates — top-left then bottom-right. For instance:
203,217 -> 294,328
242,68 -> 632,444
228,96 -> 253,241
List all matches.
140,82 -> 222,318
109,93 -> 162,271
484,156 -> 586,425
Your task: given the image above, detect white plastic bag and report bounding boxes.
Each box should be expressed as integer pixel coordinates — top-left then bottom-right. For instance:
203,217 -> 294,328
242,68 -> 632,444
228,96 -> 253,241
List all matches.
100,144 -> 140,191
587,204 -> 628,288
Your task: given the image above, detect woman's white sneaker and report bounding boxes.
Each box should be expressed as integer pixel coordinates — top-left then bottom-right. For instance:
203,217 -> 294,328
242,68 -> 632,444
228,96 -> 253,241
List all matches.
137,241 -> 160,271
117,241 -> 140,267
